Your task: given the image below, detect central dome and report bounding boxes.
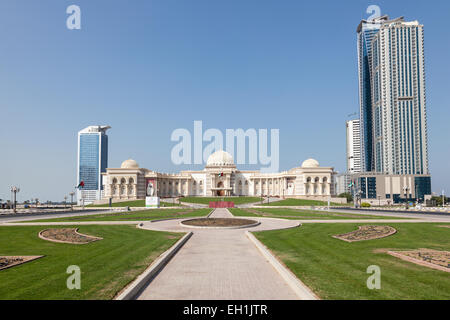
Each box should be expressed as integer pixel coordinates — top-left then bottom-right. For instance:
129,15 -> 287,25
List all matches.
301,158 -> 320,168
121,159 -> 139,169
206,150 -> 234,167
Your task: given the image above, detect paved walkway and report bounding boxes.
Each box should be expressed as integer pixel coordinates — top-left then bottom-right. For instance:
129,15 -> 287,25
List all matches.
136,208 -> 300,300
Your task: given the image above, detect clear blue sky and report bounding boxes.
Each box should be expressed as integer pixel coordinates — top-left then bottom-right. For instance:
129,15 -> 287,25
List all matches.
1,0 -> 449,202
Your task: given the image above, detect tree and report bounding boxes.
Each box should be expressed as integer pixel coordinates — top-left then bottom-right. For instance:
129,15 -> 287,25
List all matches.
431,196 -> 448,207
338,192 -> 353,203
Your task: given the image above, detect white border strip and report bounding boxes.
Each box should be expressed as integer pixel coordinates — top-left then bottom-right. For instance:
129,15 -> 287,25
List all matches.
114,231 -> 193,300
246,231 -> 319,300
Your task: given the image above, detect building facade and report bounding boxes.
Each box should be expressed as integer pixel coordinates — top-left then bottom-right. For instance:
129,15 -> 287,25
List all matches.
77,125 -> 110,205
335,173 -> 352,195
351,172 -> 431,205
100,150 -> 344,202
346,119 -> 362,174
370,18 -> 429,175
357,16 -> 386,172
357,16 -> 429,175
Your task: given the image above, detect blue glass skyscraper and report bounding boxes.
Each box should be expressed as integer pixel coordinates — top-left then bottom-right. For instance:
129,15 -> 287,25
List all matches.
77,125 -> 111,204
357,16 -> 385,172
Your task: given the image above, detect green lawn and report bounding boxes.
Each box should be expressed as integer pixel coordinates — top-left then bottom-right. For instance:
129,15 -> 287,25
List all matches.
180,196 -> 262,205
263,198 -> 346,207
229,208 -> 406,220
24,208 -> 212,223
0,225 -> 183,299
254,223 -> 450,299
87,199 -> 180,207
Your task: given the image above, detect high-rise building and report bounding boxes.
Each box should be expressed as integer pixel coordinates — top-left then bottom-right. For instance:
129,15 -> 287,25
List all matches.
357,16 -> 386,171
346,119 -> 361,174
357,15 -> 429,175
335,173 -> 352,195
77,125 -> 111,205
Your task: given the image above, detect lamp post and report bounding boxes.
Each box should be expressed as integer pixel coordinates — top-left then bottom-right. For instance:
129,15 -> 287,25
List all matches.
403,186 -> 410,209
10,186 -> 20,214
82,192 -> 85,210
442,190 -> 445,207
415,184 -> 419,204
64,196 -> 68,209
378,195 -> 381,207
356,189 -> 362,208
69,192 -> 75,210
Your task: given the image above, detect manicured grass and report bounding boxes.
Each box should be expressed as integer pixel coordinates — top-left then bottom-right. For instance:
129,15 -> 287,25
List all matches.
87,200 -> 179,207
229,208 -> 407,220
180,196 -> 262,205
24,208 -> 212,223
254,223 -> 450,299
0,225 -> 182,299
229,208 -> 261,217
263,198 -> 345,206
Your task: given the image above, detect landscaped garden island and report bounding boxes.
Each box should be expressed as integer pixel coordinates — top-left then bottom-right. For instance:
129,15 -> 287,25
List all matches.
1,204 -> 449,300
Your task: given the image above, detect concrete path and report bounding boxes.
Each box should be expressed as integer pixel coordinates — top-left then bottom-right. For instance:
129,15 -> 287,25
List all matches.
0,209 -> 126,223
136,208 -> 300,300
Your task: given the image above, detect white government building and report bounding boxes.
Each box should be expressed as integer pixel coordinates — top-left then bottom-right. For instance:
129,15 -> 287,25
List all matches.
99,150 -> 343,203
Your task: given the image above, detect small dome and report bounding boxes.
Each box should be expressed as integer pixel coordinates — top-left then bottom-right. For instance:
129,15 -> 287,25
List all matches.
301,158 -> 319,168
206,150 -> 234,167
121,159 -> 139,169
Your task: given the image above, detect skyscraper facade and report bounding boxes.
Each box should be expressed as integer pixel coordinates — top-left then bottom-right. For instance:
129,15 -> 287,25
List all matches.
357,16 -> 384,172
346,119 -> 361,174
77,125 -> 111,205
357,16 -> 429,175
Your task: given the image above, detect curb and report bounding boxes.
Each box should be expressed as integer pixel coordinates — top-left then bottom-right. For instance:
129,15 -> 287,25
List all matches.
38,228 -> 103,244
245,231 -> 319,300
114,231 -> 193,300
180,219 -> 261,230
206,209 -> 215,218
149,208 -> 214,223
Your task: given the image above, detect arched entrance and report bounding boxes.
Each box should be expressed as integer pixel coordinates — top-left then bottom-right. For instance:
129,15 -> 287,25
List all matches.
216,181 -> 225,196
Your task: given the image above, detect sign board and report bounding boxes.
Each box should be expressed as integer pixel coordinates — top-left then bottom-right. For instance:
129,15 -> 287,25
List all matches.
146,196 -> 160,208
209,201 -> 234,208
146,179 -> 157,197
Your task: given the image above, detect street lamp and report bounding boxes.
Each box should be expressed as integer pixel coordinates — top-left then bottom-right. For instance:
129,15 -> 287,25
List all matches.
64,196 -> 68,209
69,192 -> 75,210
10,186 -> 20,214
403,186 -> 410,209
415,184 -> 419,204
442,190 -> 445,208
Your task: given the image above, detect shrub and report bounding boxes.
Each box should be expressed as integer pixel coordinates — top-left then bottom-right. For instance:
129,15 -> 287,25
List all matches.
338,192 -> 353,202
361,202 -> 371,208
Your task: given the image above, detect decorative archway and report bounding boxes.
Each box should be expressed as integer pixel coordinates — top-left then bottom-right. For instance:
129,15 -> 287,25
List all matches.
216,181 -> 225,196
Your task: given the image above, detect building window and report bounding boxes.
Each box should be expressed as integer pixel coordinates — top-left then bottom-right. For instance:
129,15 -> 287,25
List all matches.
367,177 -> 377,199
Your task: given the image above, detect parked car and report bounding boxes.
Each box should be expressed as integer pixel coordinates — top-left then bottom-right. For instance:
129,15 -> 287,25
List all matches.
1,203 -> 12,209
